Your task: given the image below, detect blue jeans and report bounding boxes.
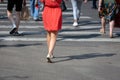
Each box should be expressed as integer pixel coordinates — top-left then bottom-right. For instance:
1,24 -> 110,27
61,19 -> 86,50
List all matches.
30,0 -> 41,20
71,0 -> 82,20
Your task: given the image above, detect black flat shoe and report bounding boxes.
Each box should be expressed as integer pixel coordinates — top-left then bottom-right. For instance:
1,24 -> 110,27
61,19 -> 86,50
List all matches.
9,28 -> 17,34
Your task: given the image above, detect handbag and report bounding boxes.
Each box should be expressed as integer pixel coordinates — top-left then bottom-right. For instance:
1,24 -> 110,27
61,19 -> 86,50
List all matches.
61,0 -> 67,11
21,5 -> 30,20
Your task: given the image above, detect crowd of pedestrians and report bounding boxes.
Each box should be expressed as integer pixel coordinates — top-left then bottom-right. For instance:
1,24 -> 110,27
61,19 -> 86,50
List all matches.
0,0 -> 120,63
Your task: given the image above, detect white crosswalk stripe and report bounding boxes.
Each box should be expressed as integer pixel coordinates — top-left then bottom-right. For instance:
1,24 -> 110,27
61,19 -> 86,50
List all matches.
0,37 -> 120,42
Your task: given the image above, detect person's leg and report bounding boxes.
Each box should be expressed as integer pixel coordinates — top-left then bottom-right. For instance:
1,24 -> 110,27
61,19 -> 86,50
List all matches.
47,31 -> 58,63
109,20 -> 114,38
47,31 -> 51,52
100,17 -> 106,34
15,11 -> 21,32
7,0 -> 17,34
71,0 -> 78,27
14,0 -> 23,33
92,0 -> 97,9
71,0 -> 77,21
30,0 -> 35,17
76,0 -> 82,21
7,10 -> 16,28
33,0 -> 41,20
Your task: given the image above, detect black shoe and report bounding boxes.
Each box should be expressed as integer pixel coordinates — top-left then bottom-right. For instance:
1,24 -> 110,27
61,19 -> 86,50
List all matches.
9,28 -> 17,34
47,57 -> 53,63
12,32 -> 22,36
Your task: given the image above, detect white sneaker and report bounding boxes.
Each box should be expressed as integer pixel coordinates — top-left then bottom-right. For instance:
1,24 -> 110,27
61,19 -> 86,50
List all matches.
73,22 -> 78,27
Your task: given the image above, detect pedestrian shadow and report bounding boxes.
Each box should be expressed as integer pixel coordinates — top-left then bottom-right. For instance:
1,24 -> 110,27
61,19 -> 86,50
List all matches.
60,27 -> 100,32
0,43 -> 42,48
0,75 -> 29,80
78,21 -> 101,26
53,53 -> 116,63
21,30 -> 46,36
62,20 -> 101,26
57,34 -> 100,41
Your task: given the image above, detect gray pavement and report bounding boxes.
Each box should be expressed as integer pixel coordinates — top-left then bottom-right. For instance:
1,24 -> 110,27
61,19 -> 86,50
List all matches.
0,0 -> 120,80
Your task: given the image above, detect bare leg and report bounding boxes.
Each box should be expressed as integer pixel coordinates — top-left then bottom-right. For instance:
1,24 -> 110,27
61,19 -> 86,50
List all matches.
100,17 -> 106,34
47,31 -> 51,52
15,11 -> 21,32
7,10 -> 16,28
109,20 -> 114,38
47,31 -> 58,56
46,31 -> 58,63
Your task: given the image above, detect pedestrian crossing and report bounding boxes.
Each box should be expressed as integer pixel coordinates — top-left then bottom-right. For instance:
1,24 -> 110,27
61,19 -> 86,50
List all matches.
0,0 -> 120,42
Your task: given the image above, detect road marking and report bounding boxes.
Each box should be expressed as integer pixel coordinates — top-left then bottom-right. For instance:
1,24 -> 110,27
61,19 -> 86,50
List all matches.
0,25 -> 101,29
0,31 -> 101,35
0,37 -> 120,42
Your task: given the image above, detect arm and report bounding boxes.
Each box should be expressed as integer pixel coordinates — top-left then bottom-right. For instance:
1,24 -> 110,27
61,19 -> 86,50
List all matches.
40,0 -> 45,3
98,0 -> 102,12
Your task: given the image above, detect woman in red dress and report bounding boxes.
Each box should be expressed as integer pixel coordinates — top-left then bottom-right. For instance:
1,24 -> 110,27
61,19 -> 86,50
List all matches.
40,0 -> 62,63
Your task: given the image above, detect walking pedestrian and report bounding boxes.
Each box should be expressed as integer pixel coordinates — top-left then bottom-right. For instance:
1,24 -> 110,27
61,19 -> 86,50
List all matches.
71,0 -> 88,27
92,0 -> 97,9
30,0 -> 42,21
40,0 -> 62,63
98,0 -> 118,38
7,0 -> 26,35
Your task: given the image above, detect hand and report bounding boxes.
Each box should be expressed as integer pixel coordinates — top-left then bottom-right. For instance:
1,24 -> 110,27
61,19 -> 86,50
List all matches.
84,0 -> 87,3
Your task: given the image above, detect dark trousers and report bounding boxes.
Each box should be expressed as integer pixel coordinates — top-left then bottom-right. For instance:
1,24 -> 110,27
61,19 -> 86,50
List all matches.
92,0 -> 97,8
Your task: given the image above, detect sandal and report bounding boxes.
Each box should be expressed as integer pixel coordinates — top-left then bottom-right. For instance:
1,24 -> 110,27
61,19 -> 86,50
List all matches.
100,28 -> 105,34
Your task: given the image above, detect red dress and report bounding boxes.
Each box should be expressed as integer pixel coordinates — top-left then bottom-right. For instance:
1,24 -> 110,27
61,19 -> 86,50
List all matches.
41,0 -> 62,31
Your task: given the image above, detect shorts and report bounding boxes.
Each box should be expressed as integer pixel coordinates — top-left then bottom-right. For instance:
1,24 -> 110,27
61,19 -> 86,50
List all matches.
7,0 -> 23,11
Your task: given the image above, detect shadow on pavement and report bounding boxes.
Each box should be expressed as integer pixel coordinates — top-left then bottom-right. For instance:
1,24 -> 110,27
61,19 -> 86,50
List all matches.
58,34 -> 100,41
53,53 -> 116,63
0,43 -> 42,48
0,75 -> 29,80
